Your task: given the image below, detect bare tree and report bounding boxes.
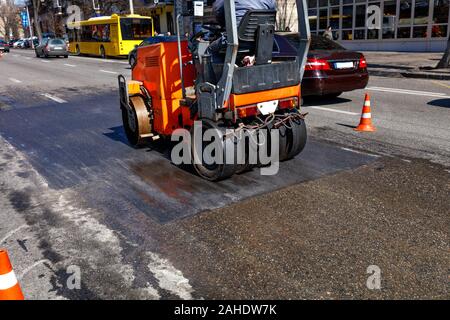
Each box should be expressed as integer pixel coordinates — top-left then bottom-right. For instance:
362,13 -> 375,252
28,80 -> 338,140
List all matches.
436,35 -> 450,69
0,0 -> 20,41
276,0 -> 296,31
29,0 -> 43,40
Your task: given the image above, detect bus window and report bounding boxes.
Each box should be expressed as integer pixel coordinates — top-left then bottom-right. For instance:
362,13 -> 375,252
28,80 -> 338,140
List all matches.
120,18 -> 152,40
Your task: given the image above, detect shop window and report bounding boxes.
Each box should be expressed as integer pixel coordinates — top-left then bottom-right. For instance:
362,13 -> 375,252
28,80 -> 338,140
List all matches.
414,0 -> 430,25
319,0 -> 328,7
309,9 -> 318,31
433,0 -> 449,24
329,6 -> 340,30
319,8 -> 328,29
330,0 -> 340,5
355,4 -> 366,28
308,0 -> 318,8
355,0 -> 366,2
342,30 -> 353,40
397,26 -> 411,37
398,0 -> 413,26
354,29 -> 366,39
367,29 -> 379,39
382,28 -> 396,38
343,0 -> 353,4
432,24 -> 448,37
342,5 -> 353,29
413,26 -> 428,38
383,0 -> 396,38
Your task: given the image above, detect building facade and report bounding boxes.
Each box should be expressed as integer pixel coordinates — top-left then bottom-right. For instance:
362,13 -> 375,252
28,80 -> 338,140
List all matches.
279,0 -> 449,52
307,0 -> 450,52
137,0 -> 176,34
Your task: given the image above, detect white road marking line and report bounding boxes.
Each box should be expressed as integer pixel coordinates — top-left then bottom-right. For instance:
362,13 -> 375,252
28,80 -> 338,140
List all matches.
69,55 -> 129,64
99,69 -> 118,74
40,60 -> 50,63
341,147 -> 381,158
308,106 -> 360,116
0,225 -> 29,244
41,93 -> 67,104
9,78 -> 22,83
367,86 -> 449,98
25,57 -> 31,60
64,63 -> 76,67
13,54 -> 19,57
148,252 -> 195,300
17,259 -> 53,281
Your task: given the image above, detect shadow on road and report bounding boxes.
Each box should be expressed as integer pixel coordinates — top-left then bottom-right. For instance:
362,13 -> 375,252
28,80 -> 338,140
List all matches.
428,98 -> 450,108
336,123 -> 357,129
303,96 -> 352,106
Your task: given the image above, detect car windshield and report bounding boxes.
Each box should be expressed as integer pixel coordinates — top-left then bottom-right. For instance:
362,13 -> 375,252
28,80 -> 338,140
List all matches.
285,34 -> 345,51
120,18 -> 152,40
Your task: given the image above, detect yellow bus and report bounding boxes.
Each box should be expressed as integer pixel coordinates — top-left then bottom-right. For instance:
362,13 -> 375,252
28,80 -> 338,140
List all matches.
67,14 -> 154,58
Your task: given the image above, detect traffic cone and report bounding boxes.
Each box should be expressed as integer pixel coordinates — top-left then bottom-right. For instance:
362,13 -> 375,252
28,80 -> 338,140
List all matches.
0,250 -> 24,300
355,93 -> 376,132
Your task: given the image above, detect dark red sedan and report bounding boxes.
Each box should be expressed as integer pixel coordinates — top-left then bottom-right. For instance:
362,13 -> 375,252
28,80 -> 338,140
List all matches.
274,34 -> 369,98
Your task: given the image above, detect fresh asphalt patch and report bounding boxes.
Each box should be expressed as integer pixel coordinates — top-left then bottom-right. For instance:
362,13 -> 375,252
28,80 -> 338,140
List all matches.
0,91 -> 375,223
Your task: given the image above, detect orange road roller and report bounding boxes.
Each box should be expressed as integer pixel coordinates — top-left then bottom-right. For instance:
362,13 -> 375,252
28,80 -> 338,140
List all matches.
119,0 -> 311,181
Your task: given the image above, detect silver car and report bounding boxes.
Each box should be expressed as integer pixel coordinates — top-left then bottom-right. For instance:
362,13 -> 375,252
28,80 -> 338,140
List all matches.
35,38 -> 68,58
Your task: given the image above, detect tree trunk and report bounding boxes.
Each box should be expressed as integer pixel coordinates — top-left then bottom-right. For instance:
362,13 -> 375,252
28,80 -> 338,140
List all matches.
437,36 -> 450,69
32,0 -> 42,41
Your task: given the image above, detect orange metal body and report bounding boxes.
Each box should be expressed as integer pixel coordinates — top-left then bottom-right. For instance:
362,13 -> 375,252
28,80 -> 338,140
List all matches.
133,41 -> 301,136
132,41 -> 196,136
230,85 -> 301,108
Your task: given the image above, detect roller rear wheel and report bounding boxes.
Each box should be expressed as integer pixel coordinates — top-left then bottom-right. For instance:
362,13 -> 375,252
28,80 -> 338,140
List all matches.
278,117 -> 308,161
122,96 -> 151,147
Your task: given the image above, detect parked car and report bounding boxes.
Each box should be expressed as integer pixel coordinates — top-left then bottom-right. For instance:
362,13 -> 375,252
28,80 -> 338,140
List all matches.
275,33 -> 369,98
128,38 -> 153,67
35,38 -> 69,58
13,40 -> 23,48
0,39 -> 10,53
8,39 -> 18,47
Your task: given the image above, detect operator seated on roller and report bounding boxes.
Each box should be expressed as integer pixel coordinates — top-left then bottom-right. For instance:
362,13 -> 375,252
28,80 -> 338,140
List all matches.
207,0 -> 276,65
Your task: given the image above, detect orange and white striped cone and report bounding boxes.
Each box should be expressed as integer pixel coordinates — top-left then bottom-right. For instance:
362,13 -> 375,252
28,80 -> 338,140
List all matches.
0,250 -> 24,300
355,93 -> 376,132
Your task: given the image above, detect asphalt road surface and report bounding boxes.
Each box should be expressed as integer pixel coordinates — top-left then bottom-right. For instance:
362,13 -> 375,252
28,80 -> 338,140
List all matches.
0,49 -> 448,300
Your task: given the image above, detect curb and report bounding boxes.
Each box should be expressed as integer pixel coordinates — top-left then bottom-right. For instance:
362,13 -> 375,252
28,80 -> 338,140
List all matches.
368,68 -> 450,81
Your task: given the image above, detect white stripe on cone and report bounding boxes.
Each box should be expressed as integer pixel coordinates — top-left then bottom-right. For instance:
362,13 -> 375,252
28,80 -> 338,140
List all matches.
0,270 -> 18,290
362,113 -> 372,119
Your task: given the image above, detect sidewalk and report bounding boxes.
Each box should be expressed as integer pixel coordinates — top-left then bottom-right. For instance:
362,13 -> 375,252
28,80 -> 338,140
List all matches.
363,51 -> 450,80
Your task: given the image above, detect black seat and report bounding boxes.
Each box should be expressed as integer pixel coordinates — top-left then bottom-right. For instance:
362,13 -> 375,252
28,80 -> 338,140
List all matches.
237,10 -> 277,65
